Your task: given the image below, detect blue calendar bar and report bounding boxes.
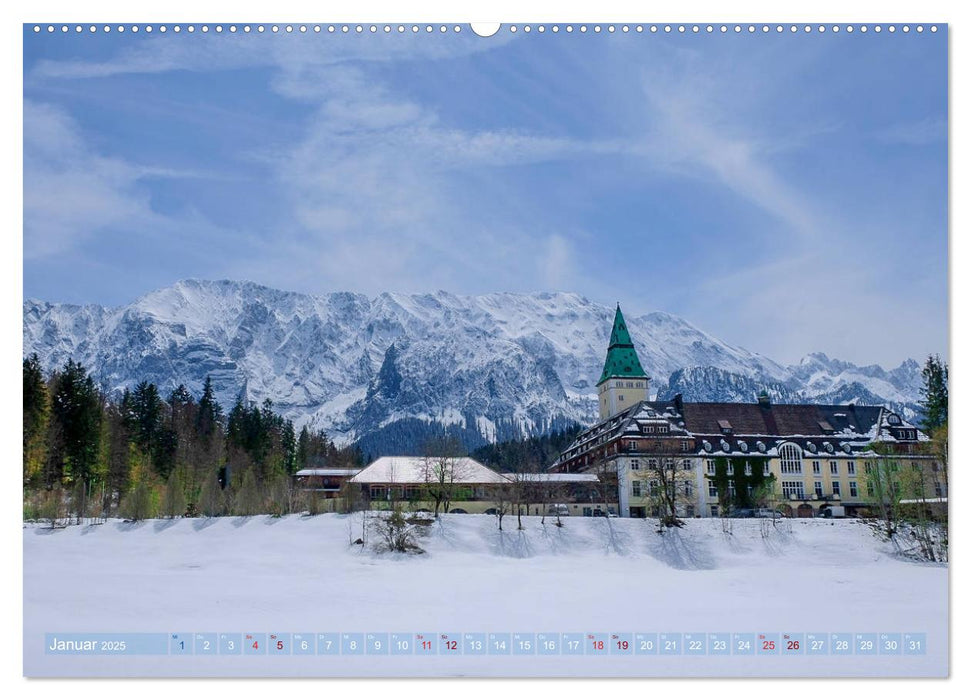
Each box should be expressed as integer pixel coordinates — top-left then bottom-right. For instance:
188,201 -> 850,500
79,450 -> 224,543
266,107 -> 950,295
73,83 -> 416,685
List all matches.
45,633 -> 169,655
44,631 -> 930,656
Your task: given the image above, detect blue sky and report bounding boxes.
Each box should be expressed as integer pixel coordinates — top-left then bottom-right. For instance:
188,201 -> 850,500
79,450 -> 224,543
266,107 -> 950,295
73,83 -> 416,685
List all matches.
23,26 -> 947,367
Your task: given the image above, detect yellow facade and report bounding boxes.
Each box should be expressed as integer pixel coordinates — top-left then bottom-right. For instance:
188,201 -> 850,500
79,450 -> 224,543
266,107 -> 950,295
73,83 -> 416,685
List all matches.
598,378 -> 649,420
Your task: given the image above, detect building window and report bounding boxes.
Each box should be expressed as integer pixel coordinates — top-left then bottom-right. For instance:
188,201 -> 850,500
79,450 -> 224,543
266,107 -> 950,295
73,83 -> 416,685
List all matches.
681,440 -> 691,451
706,460 -> 716,476
403,486 -> 421,501
781,481 -> 804,499
682,459 -> 691,471
814,481 -> 823,498
632,481 -> 642,497
708,483 -> 718,498
648,459 -> 658,470
631,460 -> 640,471
864,461 -> 872,474
658,425 -> 668,434
830,461 -> 839,475
684,481 -> 693,497
628,440 -> 637,451
643,425 -> 654,434
727,462 -> 734,476
649,480 -> 659,496
710,505 -> 719,517
745,462 -> 752,476
779,443 -> 803,475
665,459 -> 675,471
686,505 -> 695,517
935,482 -> 943,497
728,483 -> 737,498
619,395 -> 624,401
832,481 -> 841,497
847,461 -> 856,476
812,460 -> 821,475
583,507 -> 593,517
867,483 -> 875,497
763,462 -> 771,476
370,486 -> 387,501
849,481 -> 858,498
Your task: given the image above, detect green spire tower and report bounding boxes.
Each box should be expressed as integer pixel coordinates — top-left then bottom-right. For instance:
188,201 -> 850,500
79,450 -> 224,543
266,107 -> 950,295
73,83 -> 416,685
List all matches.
597,305 -> 649,419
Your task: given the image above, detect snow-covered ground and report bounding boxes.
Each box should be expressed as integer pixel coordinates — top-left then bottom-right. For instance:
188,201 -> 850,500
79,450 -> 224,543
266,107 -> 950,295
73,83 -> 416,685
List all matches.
23,514 -> 947,677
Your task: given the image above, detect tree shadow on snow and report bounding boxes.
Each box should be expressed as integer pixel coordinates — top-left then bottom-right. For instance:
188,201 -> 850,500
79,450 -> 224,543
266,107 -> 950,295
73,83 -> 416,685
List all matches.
647,526 -> 716,570
153,519 -> 180,533
32,525 -> 67,536
192,517 -> 220,532
759,524 -> 794,557
593,518 -> 633,556
538,523 -> 570,555
231,516 -> 253,528
491,529 -> 534,559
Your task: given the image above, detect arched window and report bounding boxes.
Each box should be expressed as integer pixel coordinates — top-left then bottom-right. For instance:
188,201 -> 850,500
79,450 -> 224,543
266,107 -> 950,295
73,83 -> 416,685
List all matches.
779,443 -> 803,475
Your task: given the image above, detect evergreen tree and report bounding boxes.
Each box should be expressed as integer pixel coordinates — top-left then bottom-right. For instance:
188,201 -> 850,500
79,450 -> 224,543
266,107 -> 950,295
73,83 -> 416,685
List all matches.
128,381 -> 164,452
196,376 -> 222,438
919,354 -> 948,432
281,421 -> 297,475
50,359 -> 102,518
104,403 -> 133,516
23,354 -> 48,485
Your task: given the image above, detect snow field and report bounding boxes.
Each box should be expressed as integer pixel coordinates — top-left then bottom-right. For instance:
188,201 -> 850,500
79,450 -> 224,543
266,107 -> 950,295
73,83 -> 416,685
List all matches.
23,514 -> 947,677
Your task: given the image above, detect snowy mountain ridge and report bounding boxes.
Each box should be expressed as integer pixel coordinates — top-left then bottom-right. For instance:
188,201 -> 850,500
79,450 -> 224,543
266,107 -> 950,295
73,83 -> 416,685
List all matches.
23,279 -> 924,451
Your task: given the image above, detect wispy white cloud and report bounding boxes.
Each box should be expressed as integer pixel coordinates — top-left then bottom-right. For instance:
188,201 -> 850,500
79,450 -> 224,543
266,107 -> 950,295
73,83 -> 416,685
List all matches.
874,116 -> 946,146
24,100 -> 159,259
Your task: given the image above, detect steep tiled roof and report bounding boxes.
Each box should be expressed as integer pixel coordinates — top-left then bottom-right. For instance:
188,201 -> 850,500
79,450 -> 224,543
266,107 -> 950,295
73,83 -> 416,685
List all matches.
668,402 -> 884,438
598,305 -> 647,384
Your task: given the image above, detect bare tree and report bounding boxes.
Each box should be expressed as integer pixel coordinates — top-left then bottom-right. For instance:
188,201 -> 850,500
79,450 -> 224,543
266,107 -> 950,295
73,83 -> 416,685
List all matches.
420,436 -> 468,517
647,457 -> 687,529
588,452 -> 617,517
537,477 -> 569,527
867,446 -> 903,540
492,478 -> 514,531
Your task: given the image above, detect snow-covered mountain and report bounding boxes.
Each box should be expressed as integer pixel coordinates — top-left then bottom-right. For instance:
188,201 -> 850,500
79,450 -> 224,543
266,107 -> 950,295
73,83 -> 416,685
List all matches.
22,279 -> 924,452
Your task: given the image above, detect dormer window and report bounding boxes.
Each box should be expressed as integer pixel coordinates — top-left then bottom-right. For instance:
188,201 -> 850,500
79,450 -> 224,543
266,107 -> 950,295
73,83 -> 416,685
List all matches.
887,413 -> 902,426
718,419 -> 733,435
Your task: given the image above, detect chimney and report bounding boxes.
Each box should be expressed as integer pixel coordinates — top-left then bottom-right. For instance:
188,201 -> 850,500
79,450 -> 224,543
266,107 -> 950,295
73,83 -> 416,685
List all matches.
757,391 -> 771,408
673,393 -> 684,415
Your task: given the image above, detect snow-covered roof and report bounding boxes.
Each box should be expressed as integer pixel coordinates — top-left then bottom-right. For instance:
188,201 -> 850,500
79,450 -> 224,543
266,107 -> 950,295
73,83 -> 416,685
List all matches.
294,469 -> 362,477
349,457 -> 507,485
501,473 -> 599,483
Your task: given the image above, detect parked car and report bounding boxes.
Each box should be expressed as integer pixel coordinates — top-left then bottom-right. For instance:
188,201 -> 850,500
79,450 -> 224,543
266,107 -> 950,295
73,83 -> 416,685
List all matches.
755,508 -> 785,519
484,508 -> 498,516
728,508 -> 755,518
546,504 -> 571,517
593,507 -> 618,518
820,506 -> 846,518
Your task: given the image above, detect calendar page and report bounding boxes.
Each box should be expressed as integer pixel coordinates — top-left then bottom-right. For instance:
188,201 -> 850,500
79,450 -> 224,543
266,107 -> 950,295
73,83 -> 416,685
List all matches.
21,17 -> 949,679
